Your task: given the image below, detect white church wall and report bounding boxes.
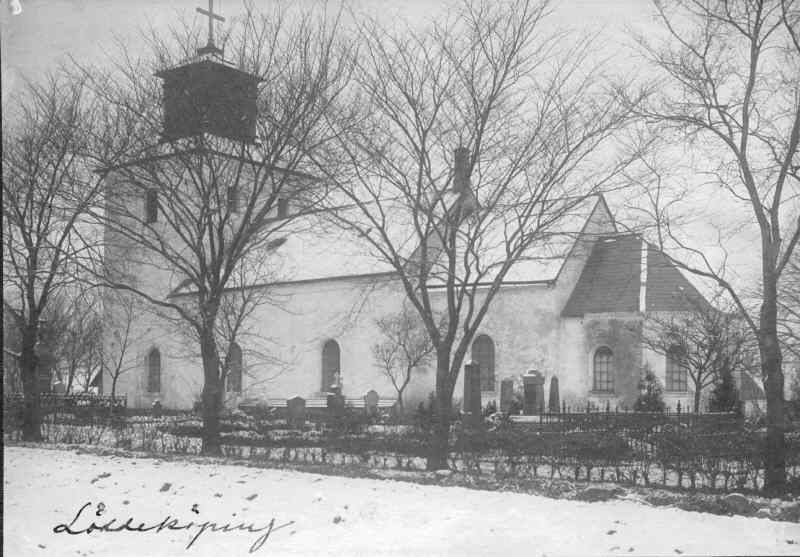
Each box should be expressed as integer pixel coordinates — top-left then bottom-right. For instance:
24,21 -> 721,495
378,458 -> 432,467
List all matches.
559,313 -> 647,410
144,274 -> 412,409
442,284 -> 559,409
103,191 -> 625,413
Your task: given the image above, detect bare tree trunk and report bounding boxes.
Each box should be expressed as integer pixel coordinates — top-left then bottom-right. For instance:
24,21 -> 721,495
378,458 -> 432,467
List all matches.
19,325 -> 42,441
693,383 -> 702,413
199,326 -> 222,455
66,362 -> 76,393
761,279 -> 786,494
427,347 -> 452,471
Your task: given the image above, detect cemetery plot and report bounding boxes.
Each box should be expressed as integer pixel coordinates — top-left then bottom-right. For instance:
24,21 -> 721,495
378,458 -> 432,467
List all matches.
7,393 -> 800,495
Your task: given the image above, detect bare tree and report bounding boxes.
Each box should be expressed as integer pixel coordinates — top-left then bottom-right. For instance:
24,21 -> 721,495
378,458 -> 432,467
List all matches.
39,292 -> 104,393
97,291 -> 143,398
2,73 -> 108,440
373,306 -> 435,412
315,0 -> 639,468
81,5 -> 354,454
641,294 -> 753,412
624,0 -> 800,492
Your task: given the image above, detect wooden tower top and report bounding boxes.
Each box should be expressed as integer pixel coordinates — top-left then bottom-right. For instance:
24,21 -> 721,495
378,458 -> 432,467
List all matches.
155,1 -> 262,143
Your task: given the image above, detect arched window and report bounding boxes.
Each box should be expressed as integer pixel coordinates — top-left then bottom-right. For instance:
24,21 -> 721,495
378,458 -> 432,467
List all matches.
471,334 -> 495,392
321,340 -> 340,392
593,347 -> 614,392
147,348 -> 161,393
145,189 -> 158,223
665,345 -> 688,391
226,342 -> 242,393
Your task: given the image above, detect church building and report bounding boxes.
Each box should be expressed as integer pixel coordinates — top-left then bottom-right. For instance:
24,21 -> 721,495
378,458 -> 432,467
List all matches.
98,5 -> 719,415
103,189 -> 710,413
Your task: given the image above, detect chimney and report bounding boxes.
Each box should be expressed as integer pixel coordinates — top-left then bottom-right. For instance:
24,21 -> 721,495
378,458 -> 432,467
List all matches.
453,146 -> 471,193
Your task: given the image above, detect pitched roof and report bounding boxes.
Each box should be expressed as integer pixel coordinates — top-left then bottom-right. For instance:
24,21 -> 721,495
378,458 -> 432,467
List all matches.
488,195 -> 611,283
168,195 -> 613,294
645,245 -> 708,312
262,212 -> 403,283
253,196 -> 609,286
561,234 -> 708,317
739,371 -> 766,401
561,234 -> 642,316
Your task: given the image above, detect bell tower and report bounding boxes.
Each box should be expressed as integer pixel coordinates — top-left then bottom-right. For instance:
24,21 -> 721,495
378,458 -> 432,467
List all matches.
155,0 -> 261,143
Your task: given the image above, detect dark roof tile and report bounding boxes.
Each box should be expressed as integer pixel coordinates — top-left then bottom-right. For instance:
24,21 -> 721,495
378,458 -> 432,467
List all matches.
561,234 -> 709,316
561,235 -> 641,316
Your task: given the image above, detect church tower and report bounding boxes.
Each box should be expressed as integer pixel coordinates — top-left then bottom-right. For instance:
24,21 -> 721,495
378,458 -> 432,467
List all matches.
155,0 -> 261,143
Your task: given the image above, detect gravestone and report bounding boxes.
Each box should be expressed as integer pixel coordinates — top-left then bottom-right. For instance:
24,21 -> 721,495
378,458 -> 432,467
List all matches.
364,389 -> 379,417
500,378 -> 514,413
463,361 -> 482,427
287,396 -> 306,429
327,386 -> 345,419
523,370 -> 545,415
548,376 -> 560,413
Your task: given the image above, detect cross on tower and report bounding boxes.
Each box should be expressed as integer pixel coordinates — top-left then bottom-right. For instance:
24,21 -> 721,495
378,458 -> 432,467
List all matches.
196,0 -> 225,54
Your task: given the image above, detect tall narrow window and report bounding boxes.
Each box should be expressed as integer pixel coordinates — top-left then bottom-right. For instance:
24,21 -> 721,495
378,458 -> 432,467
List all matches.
145,189 -> 159,223
226,342 -> 242,393
147,348 -> 161,393
472,334 -> 495,391
277,197 -> 289,219
666,345 -> 688,391
593,347 -> 614,392
321,340 -> 340,392
227,185 -> 239,214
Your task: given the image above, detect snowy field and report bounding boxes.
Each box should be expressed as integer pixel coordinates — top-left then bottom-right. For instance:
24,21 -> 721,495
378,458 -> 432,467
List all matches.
4,446 -> 799,557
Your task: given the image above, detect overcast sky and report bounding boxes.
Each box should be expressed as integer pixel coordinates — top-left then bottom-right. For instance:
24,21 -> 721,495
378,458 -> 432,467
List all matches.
0,0 -> 764,297
0,0 -> 656,102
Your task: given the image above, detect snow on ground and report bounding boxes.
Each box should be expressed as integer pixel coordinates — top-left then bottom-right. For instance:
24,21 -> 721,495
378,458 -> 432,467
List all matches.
4,446 -> 799,557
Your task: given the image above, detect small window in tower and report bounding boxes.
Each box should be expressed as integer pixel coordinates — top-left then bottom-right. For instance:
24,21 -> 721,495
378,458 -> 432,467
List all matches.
277,197 -> 289,219
228,185 -> 239,214
145,189 -> 159,224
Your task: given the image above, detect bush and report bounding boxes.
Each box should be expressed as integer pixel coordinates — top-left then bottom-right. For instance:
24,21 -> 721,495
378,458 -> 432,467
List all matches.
709,367 -> 741,413
328,406 -> 375,434
414,392 -> 462,430
634,365 -> 665,413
